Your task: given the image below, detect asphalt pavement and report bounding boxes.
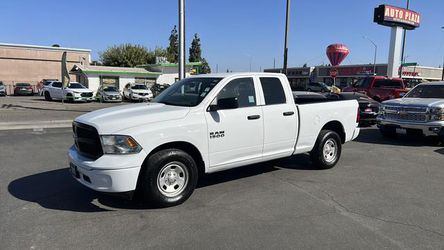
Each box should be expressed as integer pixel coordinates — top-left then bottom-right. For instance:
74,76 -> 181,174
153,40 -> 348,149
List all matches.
1,126 -> 444,249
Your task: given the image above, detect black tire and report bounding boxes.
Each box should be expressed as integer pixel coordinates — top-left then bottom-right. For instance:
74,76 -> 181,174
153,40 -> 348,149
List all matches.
310,130 -> 342,169
44,91 -> 52,101
379,125 -> 397,138
138,149 -> 198,207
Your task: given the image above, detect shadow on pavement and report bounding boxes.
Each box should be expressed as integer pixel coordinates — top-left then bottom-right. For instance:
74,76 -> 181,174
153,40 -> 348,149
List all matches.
355,127 -> 442,147
1,103 -> 86,113
8,155 -> 316,212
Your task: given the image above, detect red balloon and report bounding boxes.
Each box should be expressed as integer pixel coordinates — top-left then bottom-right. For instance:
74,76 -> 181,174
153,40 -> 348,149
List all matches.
326,44 -> 349,66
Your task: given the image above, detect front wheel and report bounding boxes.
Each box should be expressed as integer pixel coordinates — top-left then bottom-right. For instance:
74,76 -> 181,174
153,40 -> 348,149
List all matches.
44,91 -> 52,101
138,149 -> 198,207
310,130 -> 342,169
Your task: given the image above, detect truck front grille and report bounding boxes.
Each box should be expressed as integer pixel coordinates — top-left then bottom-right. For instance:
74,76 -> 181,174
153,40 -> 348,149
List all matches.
72,122 -> 103,160
384,106 -> 428,122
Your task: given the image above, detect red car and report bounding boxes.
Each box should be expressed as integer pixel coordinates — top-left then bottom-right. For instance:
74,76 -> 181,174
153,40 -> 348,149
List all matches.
342,76 -> 408,102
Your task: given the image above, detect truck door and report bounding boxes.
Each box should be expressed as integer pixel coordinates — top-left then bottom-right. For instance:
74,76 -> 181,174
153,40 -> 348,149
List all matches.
258,77 -> 298,159
205,77 -> 263,168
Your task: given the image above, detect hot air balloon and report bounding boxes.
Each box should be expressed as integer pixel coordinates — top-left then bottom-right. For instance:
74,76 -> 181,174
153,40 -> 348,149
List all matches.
326,44 -> 349,66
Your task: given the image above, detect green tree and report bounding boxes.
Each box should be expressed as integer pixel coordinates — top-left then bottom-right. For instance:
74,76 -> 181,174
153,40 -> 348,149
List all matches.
189,33 -> 202,62
200,58 -> 211,74
166,26 -> 178,63
100,44 -> 151,67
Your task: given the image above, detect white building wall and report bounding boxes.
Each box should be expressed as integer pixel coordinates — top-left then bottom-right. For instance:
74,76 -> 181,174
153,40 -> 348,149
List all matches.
156,73 -> 190,85
119,77 -> 135,91
87,76 -> 100,94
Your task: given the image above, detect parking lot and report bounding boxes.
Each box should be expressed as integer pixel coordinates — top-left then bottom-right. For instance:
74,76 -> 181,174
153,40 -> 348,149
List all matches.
0,98 -> 443,249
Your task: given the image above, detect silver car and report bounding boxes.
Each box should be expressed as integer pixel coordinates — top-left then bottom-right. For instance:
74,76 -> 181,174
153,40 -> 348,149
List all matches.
97,86 -> 122,102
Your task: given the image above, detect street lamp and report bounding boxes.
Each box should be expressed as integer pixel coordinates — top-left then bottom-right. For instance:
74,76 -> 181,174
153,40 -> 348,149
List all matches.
282,0 -> 291,75
363,36 -> 378,75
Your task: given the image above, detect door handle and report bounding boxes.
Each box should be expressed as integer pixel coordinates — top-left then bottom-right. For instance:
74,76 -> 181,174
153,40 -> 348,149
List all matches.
283,111 -> 294,116
247,115 -> 260,120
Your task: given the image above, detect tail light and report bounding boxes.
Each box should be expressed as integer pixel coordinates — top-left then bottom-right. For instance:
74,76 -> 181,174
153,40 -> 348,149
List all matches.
356,107 -> 360,123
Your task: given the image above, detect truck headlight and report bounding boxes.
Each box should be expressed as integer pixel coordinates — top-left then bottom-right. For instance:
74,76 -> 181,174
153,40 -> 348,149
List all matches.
101,135 -> 142,154
428,107 -> 444,121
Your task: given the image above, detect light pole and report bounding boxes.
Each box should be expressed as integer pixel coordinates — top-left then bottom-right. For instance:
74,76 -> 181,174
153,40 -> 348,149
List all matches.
178,0 -> 185,80
283,0 -> 291,75
363,36 -> 378,75
400,0 -> 410,78
442,27 -> 444,81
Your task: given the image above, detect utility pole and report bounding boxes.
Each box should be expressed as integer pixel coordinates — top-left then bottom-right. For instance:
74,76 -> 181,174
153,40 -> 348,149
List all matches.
283,0 -> 291,75
400,0 -> 410,77
178,0 -> 185,80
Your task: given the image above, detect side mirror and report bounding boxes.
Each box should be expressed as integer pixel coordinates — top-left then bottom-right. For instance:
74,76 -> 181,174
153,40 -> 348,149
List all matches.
208,97 -> 238,112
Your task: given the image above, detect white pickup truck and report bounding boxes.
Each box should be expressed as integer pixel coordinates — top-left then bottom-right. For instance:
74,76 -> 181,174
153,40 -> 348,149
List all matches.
69,73 -> 360,207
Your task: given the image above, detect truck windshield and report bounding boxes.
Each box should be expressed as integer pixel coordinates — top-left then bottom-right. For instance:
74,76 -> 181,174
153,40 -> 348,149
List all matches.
405,85 -> 444,98
154,77 -> 222,107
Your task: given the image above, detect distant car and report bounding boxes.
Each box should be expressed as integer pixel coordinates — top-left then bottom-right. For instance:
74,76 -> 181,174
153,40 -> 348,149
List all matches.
38,79 -> 58,96
0,81 -> 5,96
342,76 -> 408,102
43,81 -> 94,102
14,83 -> 34,96
326,92 -> 380,127
96,86 -> 122,103
306,82 -> 331,92
123,83 -> 153,101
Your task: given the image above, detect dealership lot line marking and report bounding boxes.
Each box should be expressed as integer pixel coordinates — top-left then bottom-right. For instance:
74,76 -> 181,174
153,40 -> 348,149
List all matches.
0,120 -> 72,130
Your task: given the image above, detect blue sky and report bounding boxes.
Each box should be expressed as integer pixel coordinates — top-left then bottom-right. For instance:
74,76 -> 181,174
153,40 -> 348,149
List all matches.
1,0 -> 443,72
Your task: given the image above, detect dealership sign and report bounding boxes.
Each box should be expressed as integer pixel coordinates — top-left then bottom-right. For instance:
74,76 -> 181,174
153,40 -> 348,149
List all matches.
374,5 -> 420,30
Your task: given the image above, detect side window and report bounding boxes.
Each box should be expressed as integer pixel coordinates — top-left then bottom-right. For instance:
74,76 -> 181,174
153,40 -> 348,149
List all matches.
52,82 -> 62,88
373,80 -> 382,88
260,77 -> 286,105
217,78 -> 256,108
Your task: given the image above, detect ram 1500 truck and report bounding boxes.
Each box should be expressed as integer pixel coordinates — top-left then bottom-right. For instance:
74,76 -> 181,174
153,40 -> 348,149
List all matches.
377,82 -> 444,142
69,73 -> 360,207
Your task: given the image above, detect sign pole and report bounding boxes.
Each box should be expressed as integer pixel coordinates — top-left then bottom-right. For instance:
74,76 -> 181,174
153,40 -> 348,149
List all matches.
178,0 -> 185,80
282,0 -> 290,75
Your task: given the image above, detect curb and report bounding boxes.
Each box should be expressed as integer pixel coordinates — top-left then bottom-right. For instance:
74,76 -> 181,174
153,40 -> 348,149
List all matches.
0,120 -> 73,131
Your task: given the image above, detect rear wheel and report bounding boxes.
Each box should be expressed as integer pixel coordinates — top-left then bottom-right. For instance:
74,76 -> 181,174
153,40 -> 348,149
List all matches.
44,91 -> 52,101
138,149 -> 198,207
310,130 -> 342,169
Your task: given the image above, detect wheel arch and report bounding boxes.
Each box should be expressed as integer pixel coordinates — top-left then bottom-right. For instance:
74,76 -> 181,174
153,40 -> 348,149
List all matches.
143,141 -> 206,177
321,120 -> 346,144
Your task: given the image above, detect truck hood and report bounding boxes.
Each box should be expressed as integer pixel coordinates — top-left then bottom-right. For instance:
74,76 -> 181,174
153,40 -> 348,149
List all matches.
75,103 -> 190,134
382,98 -> 444,108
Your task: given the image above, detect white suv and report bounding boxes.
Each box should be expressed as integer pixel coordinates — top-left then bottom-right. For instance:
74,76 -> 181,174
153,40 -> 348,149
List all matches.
43,82 -> 94,102
123,83 -> 153,101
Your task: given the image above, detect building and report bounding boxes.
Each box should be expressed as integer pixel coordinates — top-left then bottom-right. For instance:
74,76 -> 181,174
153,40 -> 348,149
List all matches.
265,64 -> 443,90
0,43 -> 91,93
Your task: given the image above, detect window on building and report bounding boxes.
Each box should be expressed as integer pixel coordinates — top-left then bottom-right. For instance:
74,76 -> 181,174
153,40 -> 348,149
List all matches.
100,76 -> 119,88
260,77 -> 286,105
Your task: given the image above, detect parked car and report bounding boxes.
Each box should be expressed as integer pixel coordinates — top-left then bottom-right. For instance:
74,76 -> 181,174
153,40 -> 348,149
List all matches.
306,82 -> 331,92
43,81 -> 94,102
123,83 -> 153,101
151,83 -> 170,97
342,76 -> 408,102
377,82 -> 444,143
0,81 -> 5,96
69,73 -> 360,207
326,92 -> 380,127
14,83 -> 34,96
38,79 -> 58,96
96,86 -> 122,103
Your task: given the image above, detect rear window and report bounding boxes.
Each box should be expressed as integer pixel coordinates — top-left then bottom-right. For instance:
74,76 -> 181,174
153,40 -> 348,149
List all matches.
16,83 -> 31,87
52,82 -> 62,88
373,79 -> 403,88
260,77 -> 286,105
354,78 -> 371,88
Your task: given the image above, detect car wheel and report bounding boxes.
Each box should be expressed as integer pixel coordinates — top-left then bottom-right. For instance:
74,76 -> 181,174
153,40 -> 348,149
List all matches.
44,91 -> 52,101
138,149 -> 198,207
310,130 -> 342,169
379,125 -> 397,138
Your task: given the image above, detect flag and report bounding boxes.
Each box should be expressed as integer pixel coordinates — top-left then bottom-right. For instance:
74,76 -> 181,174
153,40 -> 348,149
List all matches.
61,51 -> 70,89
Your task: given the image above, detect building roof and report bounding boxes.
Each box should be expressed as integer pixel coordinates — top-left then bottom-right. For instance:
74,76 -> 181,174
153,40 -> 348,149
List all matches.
71,65 -> 162,77
0,42 -> 91,53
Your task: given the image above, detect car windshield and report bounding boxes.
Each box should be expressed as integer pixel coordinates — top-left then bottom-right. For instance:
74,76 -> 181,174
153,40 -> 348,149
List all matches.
103,86 -> 118,92
154,77 -> 223,107
404,85 -> 444,98
68,83 -> 85,89
131,85 -> 148,90
16,83 -> 30,87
